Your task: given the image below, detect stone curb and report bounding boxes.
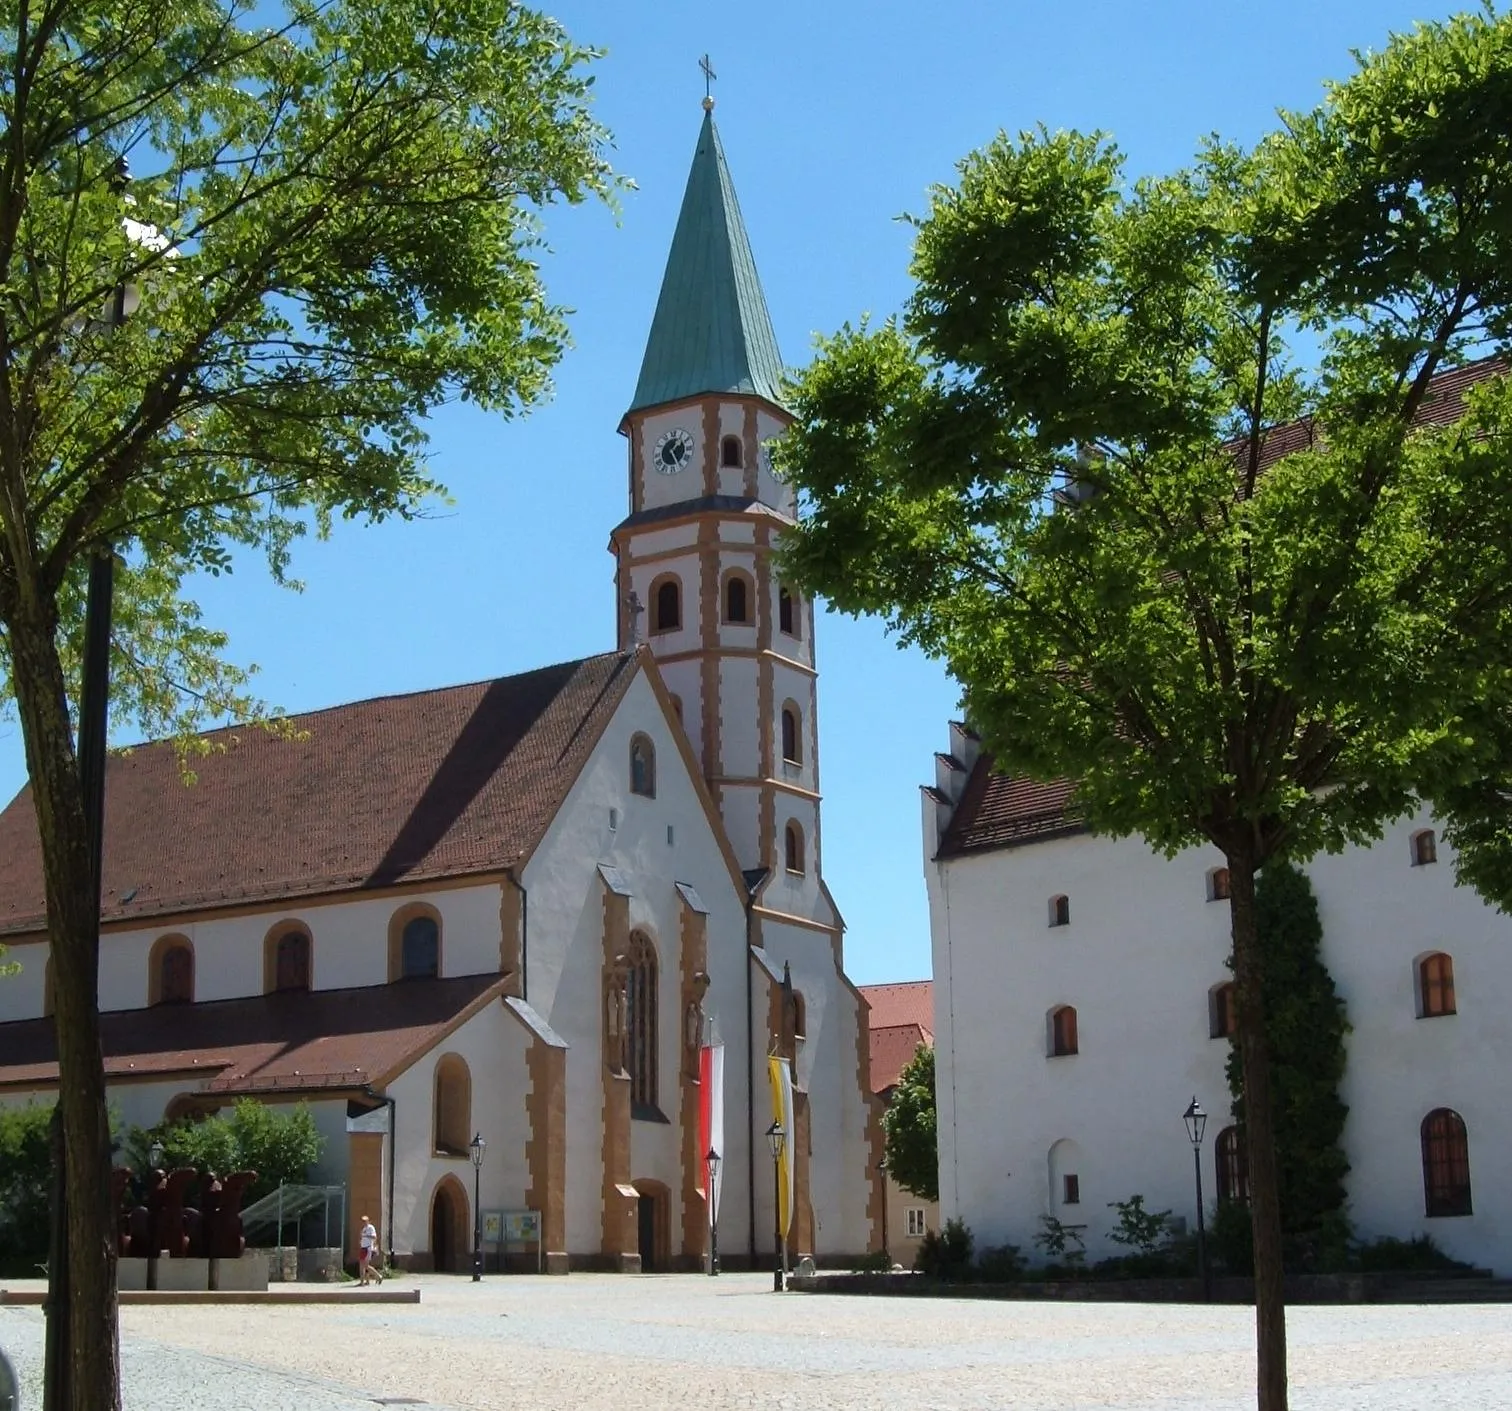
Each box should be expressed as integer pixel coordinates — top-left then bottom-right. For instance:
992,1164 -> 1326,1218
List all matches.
0,1286 -> 420,1306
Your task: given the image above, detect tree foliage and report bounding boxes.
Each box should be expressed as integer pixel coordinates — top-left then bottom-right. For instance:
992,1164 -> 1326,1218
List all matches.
777,14 -> 1512,1409
0,4 -> 615,1404
1226,862 -> 1351,1269
122,1099 -> 325,1205
882,1042 -> 938,1203
0,1103 -> 53,1262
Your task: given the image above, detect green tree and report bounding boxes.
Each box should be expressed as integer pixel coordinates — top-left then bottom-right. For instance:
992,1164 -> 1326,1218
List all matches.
0,1103 -> 54,1263
1225,863 -> 1351,1269
777,16 -> 1512,1408
0,4 -> 614,1404
882,1042 -> 938,1203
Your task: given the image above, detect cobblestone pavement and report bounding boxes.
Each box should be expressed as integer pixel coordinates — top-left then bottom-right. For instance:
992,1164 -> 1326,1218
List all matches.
3,1274 -> 1511,1409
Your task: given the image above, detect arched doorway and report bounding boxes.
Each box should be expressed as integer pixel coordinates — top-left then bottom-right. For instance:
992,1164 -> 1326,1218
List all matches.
429,1176 -> 469,1273
633,1179 -> 670,1272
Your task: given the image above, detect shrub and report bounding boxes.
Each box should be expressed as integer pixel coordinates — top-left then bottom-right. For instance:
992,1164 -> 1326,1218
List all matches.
0,1104 -> 54,1261
852,1249 -> 892,1274
915,1216 -> 973,1280
1106,1195 -> 1173,1258
974,1242 -> 1025,1282
1354,1234 -> 1471,1273
1033,1214 -> 1086,1273
1210,1199 -> 1253,1275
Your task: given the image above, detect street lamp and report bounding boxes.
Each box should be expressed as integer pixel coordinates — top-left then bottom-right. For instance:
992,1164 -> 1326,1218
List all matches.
876,1154 -> 890,1268
1183,1096 -> 1210,1301
469,1132 -> 486,1282
705,1147 -> 721,1276
148,1139 -> 165,1171
765,1121 -> 786,1292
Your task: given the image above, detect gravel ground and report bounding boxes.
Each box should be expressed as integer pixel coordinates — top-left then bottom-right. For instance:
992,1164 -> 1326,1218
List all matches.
2,1274 -> 1510,1409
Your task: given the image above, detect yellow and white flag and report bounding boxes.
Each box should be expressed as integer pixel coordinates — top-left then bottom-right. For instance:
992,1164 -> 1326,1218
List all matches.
767,1055 -> 795,1239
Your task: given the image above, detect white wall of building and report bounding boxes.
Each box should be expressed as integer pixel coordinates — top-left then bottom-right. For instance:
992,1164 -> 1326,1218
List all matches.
929,802 -> 1512,1272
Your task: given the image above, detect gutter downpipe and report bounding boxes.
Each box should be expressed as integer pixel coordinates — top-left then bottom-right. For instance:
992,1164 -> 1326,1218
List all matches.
383,1093 -> 397,1267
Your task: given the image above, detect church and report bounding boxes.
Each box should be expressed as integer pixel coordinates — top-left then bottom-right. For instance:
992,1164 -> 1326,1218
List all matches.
0,103 -> 883,1273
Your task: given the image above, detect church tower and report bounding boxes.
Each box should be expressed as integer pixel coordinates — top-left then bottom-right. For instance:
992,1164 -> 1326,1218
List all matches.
612,101 -> 836,942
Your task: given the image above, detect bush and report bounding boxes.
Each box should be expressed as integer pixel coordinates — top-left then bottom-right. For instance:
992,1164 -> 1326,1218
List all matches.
852,1249 -> 892,1274
1106,1195 -> 1173,1258
0,1104 -> 54,1261
1033,1214 -> 1086,1273
974,1242 -> 1025,1282
1209,1199 -> 1253,1275
1354,1234 -> 1470,1273
122,1098 -> 325,1205
915,1217 -> 973,1280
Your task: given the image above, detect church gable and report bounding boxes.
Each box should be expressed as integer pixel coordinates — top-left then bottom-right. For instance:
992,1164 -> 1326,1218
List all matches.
0,652 -> 638,938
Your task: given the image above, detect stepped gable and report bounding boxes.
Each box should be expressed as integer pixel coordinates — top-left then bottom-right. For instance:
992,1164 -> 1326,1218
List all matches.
0,651 -> 638,936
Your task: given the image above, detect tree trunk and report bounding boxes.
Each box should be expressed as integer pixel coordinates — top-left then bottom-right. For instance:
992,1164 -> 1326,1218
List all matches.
1228,850 -> 1287,1411
7,593 -> 121,1411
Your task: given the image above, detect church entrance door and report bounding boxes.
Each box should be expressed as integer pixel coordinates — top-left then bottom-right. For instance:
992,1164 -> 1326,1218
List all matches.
637,1194 -> 657,1272
430,1177 -> 468,1273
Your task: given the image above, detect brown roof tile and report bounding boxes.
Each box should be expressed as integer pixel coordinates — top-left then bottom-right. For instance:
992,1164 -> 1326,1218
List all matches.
0,651 -> 638,937
0,973 -> 506,1092
867,1024 -> 931,1095
858,980 -> 934,1033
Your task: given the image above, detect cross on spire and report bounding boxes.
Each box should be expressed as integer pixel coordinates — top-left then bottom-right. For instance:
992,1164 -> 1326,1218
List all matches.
700,54 -> 716,111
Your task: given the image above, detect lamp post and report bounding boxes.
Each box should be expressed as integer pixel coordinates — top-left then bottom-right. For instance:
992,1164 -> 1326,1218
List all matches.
1183,1096 -> 1209,1301
765,1121 -> 786,1292
877,1154 -> 890,1267
469,1132 -> 486,1282
148,1139 -> 165,1172
705,1147 -> 721,1276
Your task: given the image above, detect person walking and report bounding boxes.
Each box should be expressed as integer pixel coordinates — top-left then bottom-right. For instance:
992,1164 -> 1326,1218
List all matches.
359,1216 -> 383,1285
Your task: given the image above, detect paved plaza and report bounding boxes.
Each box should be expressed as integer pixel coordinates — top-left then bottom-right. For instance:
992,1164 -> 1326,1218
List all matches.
2,1274 -> 1511,1409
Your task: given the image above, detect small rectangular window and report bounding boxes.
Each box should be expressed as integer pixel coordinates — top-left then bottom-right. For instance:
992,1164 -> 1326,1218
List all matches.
1062,1174 -> 1080,1205
667,824 -> 675,846
609,808 -> 619,832
906,1208 -> 926,1237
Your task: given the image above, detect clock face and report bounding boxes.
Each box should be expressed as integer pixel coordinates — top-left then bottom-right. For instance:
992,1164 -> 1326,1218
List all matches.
761,440 -> 785,483
654,427 -> 695,474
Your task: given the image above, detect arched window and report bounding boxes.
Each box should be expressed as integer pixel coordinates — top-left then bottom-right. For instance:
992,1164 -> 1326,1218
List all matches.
1412,829 -> 1438,866
724,573 -> 750,623
778,585 -> 798,637
1048,894 -> 1070,928
627,932 -> 658,1112
651,576 -> 681,633
785,820 -> 806,875
791,990 -> 807,1039
781,704 -> 801,764
1421,1108 -> 1472,1217
721,434 -> 742,468
1208,867 -> 1231,901
1048,1005 -> 1078,1057
433,1054 -> 471,1156
272,928 -> 311,992
630,733 -> 656,797
150,936 -> 194,1006
1210,981 -> 1237,1039
1418,952 -> 1456,1018
402,914 -> 440,979
1216,1125 -> 1249,1204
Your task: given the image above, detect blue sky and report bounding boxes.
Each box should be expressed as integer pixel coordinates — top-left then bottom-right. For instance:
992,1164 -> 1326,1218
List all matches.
0,0 -> 1473,984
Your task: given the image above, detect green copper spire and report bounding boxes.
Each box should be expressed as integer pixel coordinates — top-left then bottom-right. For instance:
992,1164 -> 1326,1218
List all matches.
627,110 -> 786,417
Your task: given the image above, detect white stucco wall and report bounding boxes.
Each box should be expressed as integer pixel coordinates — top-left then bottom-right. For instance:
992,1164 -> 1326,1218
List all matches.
929,804 -> 1512,1272
0,883 -> 506,1025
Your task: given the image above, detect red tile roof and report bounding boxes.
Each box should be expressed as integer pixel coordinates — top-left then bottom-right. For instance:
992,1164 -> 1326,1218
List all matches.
938,761 -> 1083,858
867,1024 -> 931,1095
0,974 -> 506,1092
938,358 -> 1508,861
859,982 -> 934,1094
0,652 -> 638,937
859,981 -> 934,1033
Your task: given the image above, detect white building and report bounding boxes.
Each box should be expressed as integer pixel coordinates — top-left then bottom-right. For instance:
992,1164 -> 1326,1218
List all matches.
924,720 -> 1512,1272
0,104 -> 882,1273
